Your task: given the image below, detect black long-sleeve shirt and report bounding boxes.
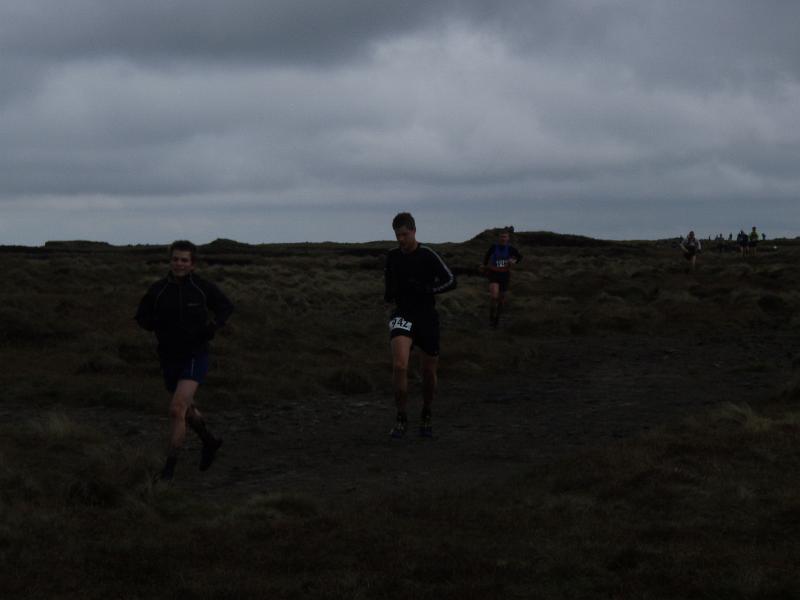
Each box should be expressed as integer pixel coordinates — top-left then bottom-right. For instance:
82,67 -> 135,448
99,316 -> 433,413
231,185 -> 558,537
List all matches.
135,272 -> 234,359
384,244 -> 456,314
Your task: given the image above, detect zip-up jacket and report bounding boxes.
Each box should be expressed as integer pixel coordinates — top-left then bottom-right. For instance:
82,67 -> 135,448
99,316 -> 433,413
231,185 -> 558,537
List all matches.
135,272 -> 234,360
384,244 -> 457,314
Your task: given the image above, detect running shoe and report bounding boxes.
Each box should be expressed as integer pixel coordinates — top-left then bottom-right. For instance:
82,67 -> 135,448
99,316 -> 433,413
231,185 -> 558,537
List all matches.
390,419 -> 407,439
199,437 -> 223,471
420,413 -> 433,438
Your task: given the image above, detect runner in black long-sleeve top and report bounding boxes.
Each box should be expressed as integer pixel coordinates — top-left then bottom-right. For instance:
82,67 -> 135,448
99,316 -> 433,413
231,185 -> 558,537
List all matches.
384,212 -> 456,438
482,228 -> 522,327
135,240 -> 234,481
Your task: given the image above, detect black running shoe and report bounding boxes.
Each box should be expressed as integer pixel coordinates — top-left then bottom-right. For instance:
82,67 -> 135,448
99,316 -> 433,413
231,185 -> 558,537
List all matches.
390,419 -> 407,439
199,437 -> 223,471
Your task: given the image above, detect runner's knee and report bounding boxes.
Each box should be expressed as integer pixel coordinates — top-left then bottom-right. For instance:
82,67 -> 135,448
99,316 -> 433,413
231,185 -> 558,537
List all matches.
393,360 -> 408,374
421,360 -> 437,378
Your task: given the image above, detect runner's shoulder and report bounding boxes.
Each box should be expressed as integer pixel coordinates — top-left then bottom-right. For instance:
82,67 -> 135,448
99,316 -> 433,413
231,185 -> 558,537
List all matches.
418,244 -> 445,259
147,277 -> 170,292
189,272 -> 224,293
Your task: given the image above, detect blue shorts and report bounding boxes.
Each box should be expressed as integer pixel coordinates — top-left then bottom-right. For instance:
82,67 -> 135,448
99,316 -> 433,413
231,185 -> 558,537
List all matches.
160,353 -> 209,393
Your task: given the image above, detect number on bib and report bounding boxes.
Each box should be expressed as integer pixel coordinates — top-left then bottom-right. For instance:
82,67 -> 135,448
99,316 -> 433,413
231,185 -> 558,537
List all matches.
389,316 -> 413,332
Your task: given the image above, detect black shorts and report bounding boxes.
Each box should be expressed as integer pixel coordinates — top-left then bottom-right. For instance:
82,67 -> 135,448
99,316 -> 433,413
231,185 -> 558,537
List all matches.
749,240 -> 758,247
160,353 -> 209,393
388,310 -> 440,357
487,270 -> 511,292
683,249 -> 696,260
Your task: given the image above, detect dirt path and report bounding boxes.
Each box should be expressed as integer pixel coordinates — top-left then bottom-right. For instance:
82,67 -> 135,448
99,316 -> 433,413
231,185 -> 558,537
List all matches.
12,332 -> 794,505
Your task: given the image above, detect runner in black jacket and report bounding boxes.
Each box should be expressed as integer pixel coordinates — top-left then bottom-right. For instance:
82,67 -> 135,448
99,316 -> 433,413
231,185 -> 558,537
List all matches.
136,240 -> 234,481
384,212 -> 456,438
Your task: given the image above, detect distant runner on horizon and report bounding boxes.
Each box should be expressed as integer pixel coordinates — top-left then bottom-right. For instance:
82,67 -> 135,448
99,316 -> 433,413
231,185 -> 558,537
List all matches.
749,226 -> 760,256
135,240 -> 234,481
481,227 -> 523,328
680,230 -> 701,272
384,212 -> 457,439
737,229 -> 749,256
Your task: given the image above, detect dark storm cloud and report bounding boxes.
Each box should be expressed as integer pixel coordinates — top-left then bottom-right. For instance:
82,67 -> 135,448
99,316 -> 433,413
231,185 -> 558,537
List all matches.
0,0 -> 447,64
1,1 -> 799,243
5,1 -> 800,81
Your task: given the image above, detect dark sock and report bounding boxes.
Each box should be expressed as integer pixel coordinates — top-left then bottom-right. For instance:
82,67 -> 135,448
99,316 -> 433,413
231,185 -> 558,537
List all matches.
396,411 -> 408,423
187,414 -> 216,446
161,454 -> 178,480
421,406 -> 431,419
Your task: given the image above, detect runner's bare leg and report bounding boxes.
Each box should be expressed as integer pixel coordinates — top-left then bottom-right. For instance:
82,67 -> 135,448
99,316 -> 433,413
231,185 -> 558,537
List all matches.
391,336 -> 413,414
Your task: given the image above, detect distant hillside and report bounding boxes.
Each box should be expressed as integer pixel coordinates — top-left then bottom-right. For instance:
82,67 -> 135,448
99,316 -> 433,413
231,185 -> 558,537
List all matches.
43,240 -> 113,250
469,229 -> 613,247
200,238 -> 254,252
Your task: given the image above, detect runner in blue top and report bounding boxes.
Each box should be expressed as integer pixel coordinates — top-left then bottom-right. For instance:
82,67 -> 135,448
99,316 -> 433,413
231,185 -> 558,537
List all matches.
384,212 -> 457,438
482,228 -> 523,327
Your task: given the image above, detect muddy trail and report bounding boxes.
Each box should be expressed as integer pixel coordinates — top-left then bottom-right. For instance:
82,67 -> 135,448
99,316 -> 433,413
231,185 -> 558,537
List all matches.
12,331 -> 795,507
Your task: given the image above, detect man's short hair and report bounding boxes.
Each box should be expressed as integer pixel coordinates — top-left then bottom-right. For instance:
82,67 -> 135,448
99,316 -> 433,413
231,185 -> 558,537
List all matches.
392,212 -> 416,231
169,240 -> 198,263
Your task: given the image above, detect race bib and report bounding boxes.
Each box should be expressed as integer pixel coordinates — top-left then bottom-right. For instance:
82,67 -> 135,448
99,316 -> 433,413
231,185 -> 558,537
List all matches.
495,259 -> 508,268
389,316 -> 413,332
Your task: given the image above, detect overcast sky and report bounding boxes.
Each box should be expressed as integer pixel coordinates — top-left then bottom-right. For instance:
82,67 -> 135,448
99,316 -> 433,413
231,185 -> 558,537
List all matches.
1,1 -> 798,244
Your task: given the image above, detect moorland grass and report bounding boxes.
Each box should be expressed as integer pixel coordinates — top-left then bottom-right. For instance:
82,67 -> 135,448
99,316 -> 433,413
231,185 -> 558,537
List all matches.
1,236 -> 799,597
1,237 -> 798,409
1,395 -> 798,599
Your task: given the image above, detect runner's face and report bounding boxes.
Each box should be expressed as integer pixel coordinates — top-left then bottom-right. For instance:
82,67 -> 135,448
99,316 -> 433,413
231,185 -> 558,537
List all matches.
394,226 -> 417,252
170,250 -> 195,278
498,233 -> 510,245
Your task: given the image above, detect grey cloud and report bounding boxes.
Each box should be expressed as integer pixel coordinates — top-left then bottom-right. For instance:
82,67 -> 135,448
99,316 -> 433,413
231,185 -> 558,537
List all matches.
1,1 -> 799,244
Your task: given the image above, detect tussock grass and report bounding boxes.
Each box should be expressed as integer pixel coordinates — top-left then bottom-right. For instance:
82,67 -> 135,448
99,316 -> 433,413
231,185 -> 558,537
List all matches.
1,413 -> 158,513
2,399 -> 799,598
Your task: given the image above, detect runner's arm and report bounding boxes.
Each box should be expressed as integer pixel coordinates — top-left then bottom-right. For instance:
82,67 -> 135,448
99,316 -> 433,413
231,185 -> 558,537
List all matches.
510,246 -> 523,263
483,246 -> 494,266
205,282 -> 234,327
134,285 -> 158,331
427,248 -> 457,295
383,253 -> 395,303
